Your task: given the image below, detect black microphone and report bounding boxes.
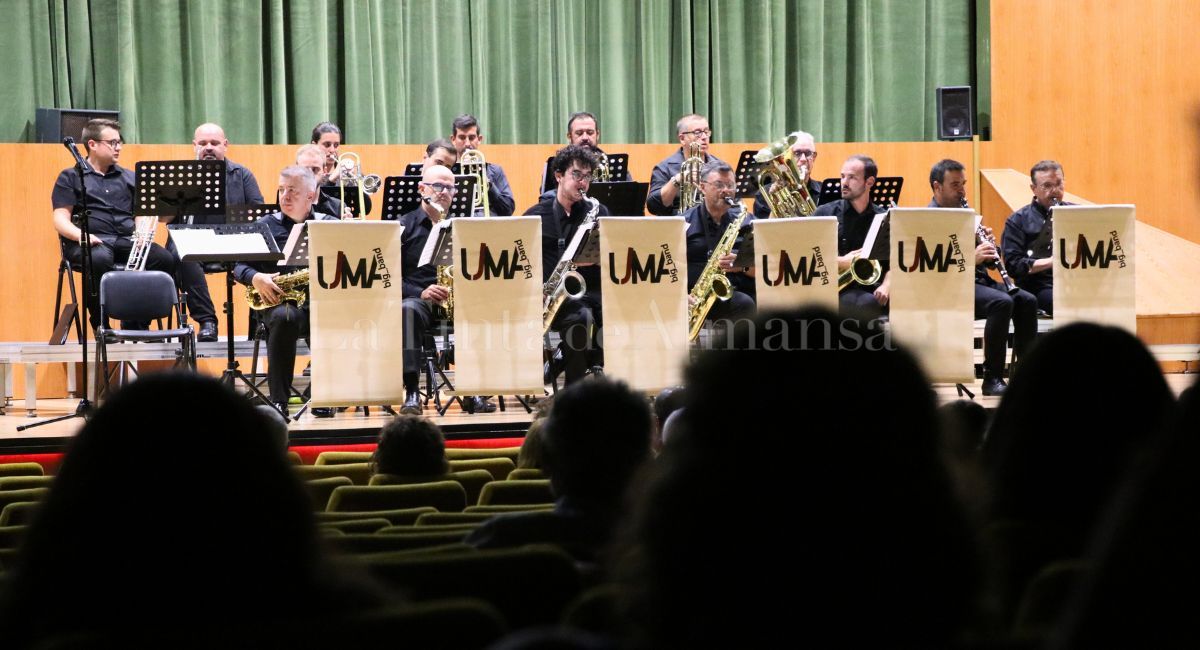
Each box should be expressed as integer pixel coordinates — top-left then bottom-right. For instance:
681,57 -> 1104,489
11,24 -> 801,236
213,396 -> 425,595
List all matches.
62,137 -> 91,172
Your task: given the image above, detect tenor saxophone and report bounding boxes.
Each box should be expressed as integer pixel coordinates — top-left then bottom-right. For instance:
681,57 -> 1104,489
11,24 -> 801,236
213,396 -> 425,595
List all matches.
245,269 -> 310,310
542,192 -> 599,335
426,198 -> 455,318
687,198 -> 747,341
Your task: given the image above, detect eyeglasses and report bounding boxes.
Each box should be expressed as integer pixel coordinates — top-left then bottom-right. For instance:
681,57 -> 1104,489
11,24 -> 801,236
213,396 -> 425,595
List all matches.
703,181 -> 736,191
99,139 -> 123,149
423,182 -> 457,195
794,150 -> 817,158
680,128 -> 712,138
568,170 -> 594,183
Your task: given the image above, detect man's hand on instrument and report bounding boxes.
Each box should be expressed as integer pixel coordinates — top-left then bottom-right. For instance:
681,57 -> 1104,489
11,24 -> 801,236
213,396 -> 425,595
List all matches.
86,234 -> 102,247
837,249 -> 861,273
719,253 -> 739,272
252,272 -> 283,306
874,275 -> 891,306
975,241 -> 998,266
422,284 -> 450,303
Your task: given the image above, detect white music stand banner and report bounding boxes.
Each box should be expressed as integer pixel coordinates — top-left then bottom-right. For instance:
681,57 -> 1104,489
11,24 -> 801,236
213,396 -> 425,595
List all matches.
599,217 -> 689,392
307,221 -> 406,406
753,217 -> 839,311
888,208 -> 976,383
453,217 -> 543,394
1052,205 -> 1136,333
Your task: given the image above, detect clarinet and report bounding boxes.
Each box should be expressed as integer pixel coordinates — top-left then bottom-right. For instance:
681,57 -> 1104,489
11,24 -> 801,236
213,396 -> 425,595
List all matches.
964,197 -> 1019,294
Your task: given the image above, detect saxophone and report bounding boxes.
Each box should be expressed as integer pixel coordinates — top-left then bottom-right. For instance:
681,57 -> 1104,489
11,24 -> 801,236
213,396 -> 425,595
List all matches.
543,192 -> 598,335
677,141 -> 704,213
245,269 -> 310,310
687,197 -> 747,341
425,198 -> 455,318
124,216 -> 158,271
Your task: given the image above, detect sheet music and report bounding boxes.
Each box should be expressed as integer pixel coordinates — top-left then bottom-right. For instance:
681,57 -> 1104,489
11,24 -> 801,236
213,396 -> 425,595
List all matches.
562,221 -> 598,264
418,219 -> 455,266
279,222 -> 309,266
171,229 -> 271,258
861,212 -> 887,259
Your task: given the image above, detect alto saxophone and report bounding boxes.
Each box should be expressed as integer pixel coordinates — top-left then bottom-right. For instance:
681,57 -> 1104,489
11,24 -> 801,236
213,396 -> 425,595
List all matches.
426,198 -> 455,318
245,269 -> 310,310
687,197 -> 747,341
543,191 -> 599,335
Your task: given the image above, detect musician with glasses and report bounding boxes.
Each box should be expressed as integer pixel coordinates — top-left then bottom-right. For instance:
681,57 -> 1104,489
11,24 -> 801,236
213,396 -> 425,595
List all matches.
526,145 -> 612,386
52,118 -> 176,330
753,130 -> 823,218
232,166 -> 338,419
813,155 -> 892,315
449,114 -> 515,216
396,165 -> 496,415
647,114 -> 727,216
1002,160 -> 1069,316
177,123 -> 265,342
928,159 -> 1036,396
683,161 -> 757,327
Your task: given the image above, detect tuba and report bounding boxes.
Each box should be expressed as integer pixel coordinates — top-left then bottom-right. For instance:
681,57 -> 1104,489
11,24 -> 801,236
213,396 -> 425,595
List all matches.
687,197 -> 747,341
245,269 -> 310,310
753,133 -> 817,217
543,192 -> 598,335
677,141 -> 704,213
459,149 -> 490,216
333,152 -> 380,220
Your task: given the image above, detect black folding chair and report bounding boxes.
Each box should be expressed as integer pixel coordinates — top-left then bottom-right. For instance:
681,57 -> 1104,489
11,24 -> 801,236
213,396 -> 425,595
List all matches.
94,271 -> 196,398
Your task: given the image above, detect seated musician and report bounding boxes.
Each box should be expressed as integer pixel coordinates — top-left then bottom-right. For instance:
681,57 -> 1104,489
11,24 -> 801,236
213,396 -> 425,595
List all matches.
397,165 -> 495,415
929,159 -> 1036,396
813,155 -> 891,316
526,145 -> 611,386
1002,160 -> 1068,316
295,144 -> 352,220
752,130 -> 822,218
232,166 -> 338,419
683,160 -> 757,333
51,118 -> 176,330
308,121 -> 372,217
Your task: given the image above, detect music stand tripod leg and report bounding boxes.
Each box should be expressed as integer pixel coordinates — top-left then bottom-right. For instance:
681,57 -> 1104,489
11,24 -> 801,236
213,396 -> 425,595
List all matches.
220,266 -> 288,421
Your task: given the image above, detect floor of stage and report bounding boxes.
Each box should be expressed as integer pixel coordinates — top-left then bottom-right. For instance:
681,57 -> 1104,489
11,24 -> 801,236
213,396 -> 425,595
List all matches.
2,374 -> 1194,454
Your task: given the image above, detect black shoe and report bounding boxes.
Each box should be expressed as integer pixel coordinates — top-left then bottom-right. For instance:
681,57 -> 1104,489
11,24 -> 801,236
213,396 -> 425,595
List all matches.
400,390 -> 422,415
982,376 -> 1008,397
467,396 -> 497,414
272,401 -> 290,418
544,347 -> 565,386
310,407 -> 335,418
197,321 -> 218,343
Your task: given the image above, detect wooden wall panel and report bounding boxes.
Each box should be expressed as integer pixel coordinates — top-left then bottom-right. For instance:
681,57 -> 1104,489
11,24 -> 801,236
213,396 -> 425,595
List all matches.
983,0 -> 1200,244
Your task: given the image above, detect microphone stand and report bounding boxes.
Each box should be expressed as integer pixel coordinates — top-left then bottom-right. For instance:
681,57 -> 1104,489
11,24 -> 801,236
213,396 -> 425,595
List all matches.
19,139 -> 98,430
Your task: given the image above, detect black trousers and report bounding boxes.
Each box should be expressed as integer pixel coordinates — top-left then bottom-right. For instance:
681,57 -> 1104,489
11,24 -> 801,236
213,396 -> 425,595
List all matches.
839,285 -> 887,318
167,238 -> 217,326
64,239 -> 177,328
1033,286 -> 1053,316
262,302 -> 309,404
975,282 -> 1038,378
401,297 -> 437,391
551,292 -> 603,385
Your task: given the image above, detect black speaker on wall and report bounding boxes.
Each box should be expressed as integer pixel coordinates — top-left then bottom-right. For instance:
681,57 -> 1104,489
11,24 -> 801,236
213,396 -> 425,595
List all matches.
36,108 -> 121,143
936,86 -> 973,140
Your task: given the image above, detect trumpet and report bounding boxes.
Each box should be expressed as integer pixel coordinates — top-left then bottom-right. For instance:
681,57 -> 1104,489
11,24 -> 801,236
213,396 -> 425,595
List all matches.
124,216 -> 158,271
459,149 -> 490,216
837,256 -> 882,292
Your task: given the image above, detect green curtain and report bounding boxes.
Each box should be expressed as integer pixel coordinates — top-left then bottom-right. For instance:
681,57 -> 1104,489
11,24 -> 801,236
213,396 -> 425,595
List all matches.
2,0 -> 977,144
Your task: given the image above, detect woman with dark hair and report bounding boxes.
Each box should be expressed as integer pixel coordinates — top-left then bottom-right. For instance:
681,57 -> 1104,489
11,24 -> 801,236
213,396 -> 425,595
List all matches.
370,415 -> 450,478
0,373 -> 384,647
310,121 -> 342,177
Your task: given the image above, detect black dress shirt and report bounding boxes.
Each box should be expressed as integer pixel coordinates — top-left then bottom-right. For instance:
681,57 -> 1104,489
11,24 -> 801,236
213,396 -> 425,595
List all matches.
1002,198 -> 1063,294
398,205 -> 443,300
232,210 -> 338,285
525,194 -> 611,295
51,164 -> 136,245
647,149 -> 726,215
927,198 -> 994,287
225,160 -> 264,206
682,202 -> 755,294
813,198 -> 890,283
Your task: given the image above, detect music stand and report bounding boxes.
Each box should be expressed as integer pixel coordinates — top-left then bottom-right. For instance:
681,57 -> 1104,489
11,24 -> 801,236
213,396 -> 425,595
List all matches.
169,221 -> 285,416
817,177 -> 906,207
733,149 -> 762,199
403,162 -> 424,176
587,182 -> 649,216
541,153 -> 631,194
448,176 -> 480,219
381,176 -> 422,221
321,185 -> 364,218
135,160 -> 227,224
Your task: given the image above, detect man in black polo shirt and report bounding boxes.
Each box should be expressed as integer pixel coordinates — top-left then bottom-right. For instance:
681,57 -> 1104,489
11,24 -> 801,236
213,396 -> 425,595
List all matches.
683,160 -> 756,328
182,122 -> 265,342
540,112 -> 632,199
527,145 -> 611,386
1002,160 -> 1069,315
813,155 -> 891,315
232,166 -> 337,418
647,114 -> 726,216
928,159 -> 1037,396
52,118 -> 177,330
752,130 -> 823,219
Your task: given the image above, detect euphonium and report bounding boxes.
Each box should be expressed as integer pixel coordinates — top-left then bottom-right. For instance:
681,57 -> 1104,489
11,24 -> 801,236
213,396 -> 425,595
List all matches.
459,149 -> 490,216
677,140 -> 704,213
753,133 -> 817,217
543,192 -> 598,335
687,197 -> 747,341
245,269 -> 310,310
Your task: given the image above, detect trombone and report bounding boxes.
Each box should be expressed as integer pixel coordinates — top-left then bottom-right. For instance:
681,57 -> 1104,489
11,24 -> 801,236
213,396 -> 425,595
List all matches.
458,149 -> 490,216
332,152 -> 380,220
